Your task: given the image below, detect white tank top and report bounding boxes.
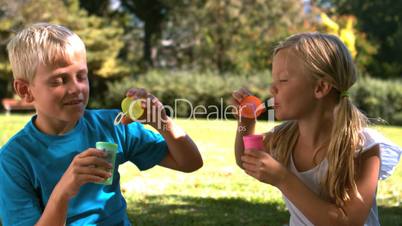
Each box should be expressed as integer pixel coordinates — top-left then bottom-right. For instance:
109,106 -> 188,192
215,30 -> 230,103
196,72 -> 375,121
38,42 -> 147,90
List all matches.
282,128 -> 401,226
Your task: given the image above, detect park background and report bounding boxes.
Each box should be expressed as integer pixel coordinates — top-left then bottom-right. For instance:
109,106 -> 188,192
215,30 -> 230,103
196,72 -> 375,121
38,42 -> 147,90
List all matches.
0,0 -> 401,225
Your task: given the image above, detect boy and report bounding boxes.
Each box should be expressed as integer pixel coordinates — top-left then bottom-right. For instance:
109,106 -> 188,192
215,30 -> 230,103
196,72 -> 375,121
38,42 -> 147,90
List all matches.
0,23 -> 203,225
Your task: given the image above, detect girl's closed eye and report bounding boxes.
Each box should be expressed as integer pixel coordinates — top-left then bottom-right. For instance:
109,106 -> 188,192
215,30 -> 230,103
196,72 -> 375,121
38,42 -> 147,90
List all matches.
276,77 -> 289,83
77,73 -> 87,82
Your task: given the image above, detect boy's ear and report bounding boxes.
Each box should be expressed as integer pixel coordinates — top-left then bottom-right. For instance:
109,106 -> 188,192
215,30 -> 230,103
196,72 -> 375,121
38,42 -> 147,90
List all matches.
13,79 -> 34,103
314,79 -> 333,99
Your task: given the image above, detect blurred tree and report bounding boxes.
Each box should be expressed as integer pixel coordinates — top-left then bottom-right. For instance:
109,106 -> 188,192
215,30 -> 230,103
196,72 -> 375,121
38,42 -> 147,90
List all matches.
158,0 -> 305,73
320,12 -> 357,58
79,0 -> 111,16
321,0 -> 402,78
0,0 -> 129,106
120,0 -> 168,68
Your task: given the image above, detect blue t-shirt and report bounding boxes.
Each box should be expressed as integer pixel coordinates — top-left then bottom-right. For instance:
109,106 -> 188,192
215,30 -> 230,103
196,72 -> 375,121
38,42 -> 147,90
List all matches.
0,109 -> 168,225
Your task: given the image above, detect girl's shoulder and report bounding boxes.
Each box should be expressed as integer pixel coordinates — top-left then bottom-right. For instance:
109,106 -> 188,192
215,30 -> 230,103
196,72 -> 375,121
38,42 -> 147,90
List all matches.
360,128 -> 402,180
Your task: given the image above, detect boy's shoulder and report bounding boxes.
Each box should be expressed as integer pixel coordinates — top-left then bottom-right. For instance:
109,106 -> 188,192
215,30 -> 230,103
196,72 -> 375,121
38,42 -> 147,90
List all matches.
0,122 -> 34,161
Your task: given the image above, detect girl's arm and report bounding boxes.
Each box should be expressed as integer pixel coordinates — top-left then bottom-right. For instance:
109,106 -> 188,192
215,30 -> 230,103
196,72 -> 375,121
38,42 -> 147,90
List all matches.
242,144 -> 380,225
278,145 -> 380,225
232,88 -> 257,168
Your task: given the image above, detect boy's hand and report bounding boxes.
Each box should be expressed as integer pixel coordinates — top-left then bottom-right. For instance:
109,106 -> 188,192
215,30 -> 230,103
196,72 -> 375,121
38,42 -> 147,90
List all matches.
54,148 -> 112,200
125,88 -> 168,128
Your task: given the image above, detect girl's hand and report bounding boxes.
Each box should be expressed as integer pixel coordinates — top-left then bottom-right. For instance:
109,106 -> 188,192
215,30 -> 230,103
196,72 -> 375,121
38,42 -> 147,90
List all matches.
231,88 -> 253,118
241,149 -> 287,187
54,148 -> 112,200
125,88 -> 167,128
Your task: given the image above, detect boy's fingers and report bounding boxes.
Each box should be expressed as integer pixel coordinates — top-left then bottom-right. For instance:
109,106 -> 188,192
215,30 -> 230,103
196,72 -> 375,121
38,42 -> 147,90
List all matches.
136,88 -> 148,98
76,166 -> 112,179
78,148 -> 106,158
78,156 -> 112,169
121,115 -> 133,125
126,88 -> 147,98
126,89 -> 136,97
79,174 -> 107,184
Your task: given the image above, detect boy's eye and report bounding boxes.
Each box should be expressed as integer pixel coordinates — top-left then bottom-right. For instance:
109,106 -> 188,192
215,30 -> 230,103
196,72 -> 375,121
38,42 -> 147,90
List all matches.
49,77 -> 64,86
279,79 -> 288,82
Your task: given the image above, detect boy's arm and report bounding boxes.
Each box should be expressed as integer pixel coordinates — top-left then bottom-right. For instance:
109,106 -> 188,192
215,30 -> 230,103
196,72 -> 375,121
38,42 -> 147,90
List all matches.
124,88 -> 202,172
34,189 -> 69,226
36,149 -> 111,225
156,117 -> 203,172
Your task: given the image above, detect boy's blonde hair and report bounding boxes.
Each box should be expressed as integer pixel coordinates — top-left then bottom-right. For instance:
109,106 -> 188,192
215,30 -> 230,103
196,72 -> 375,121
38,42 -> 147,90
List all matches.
268,32 -> 367,206
7,23 -> 86,83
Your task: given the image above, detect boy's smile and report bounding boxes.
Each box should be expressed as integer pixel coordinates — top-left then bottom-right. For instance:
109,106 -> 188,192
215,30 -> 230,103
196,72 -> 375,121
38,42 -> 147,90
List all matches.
28,50 -> 89,135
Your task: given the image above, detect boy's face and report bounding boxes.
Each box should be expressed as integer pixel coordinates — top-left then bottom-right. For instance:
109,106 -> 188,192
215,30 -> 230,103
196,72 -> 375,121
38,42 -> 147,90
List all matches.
29,51 -> 89,127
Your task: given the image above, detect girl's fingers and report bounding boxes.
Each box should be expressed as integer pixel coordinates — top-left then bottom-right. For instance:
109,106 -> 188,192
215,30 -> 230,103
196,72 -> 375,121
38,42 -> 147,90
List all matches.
238,88 -> 252,97
232,91 -> 243,102
233,88 -> 252,102
241,155 -> 257,164
242,162 -> 258,172
245,149 -> 268,159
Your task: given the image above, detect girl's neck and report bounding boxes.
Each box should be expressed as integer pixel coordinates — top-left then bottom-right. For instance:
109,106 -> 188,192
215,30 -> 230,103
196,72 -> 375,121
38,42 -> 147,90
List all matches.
297,106 -> 333,149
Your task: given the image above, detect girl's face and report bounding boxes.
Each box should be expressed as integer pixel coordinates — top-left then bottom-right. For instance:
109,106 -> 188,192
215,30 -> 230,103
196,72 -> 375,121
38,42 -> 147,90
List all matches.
270,49 -> 317,121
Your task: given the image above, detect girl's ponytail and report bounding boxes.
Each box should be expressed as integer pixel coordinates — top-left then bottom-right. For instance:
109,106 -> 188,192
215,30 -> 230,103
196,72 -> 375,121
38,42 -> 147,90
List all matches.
325,95 -> 367,206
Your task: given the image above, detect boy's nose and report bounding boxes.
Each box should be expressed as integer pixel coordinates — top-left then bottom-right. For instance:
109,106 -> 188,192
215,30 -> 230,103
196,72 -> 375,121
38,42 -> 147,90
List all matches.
67,79 -> 81,94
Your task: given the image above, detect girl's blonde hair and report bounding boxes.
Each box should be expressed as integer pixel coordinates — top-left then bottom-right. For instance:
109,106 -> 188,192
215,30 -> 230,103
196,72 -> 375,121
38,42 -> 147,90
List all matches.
7,23 -> 86,83
268,32 -> 367,206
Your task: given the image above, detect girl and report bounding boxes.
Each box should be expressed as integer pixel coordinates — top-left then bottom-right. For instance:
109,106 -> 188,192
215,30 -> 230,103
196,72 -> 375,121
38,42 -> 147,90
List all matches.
233,32 -> 401,226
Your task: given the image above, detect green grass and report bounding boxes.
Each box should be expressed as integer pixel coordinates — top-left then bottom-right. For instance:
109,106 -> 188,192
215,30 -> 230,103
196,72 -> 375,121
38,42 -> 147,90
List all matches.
0,114 -> 401,225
